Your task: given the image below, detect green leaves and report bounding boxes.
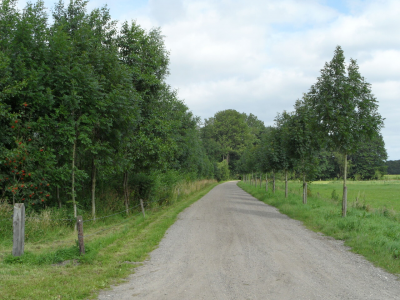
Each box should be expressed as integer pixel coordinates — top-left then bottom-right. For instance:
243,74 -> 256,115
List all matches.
307,46 -> 383,155
0,0 -> 214,211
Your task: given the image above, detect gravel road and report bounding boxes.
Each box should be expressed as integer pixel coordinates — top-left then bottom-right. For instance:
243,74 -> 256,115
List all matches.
98,181 -> 400,300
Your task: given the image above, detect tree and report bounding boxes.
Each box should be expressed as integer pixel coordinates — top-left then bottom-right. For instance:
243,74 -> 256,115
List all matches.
349,134 -> 387,179
286,98 -> 320,203
201,109 -> 252,175
307,46 -> 384,216
387,160 -> 400,175
261,127 -> 282,193
273,112 -> 293,198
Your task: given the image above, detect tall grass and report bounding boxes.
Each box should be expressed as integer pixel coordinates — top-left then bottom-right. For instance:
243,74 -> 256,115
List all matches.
238,180 -> 400,275
0,179 -> 218,300
0,178 -> 216,257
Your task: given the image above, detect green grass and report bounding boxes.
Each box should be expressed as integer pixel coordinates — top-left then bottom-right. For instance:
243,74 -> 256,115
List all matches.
384,175 -> 400,180
0,181 -> 218,300
238,180 -> 400,276
305,180 -> 400,212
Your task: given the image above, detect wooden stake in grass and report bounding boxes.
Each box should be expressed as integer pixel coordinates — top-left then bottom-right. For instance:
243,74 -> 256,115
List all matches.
76,216 -> 85,255
12,203 -> 25,257
273,171 -> 276,194
304,182 -> 307,204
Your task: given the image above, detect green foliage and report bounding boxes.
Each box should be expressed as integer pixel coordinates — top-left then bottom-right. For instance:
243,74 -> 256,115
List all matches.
0,0 -> 213,216
307,46 -> 383,155
387,160 -> 400,175
201,109 -> 263,175
215,160 -> 230,181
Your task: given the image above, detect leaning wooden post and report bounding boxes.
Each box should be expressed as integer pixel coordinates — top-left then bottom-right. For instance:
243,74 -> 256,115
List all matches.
140,199 -> 145,219
76,216 -> 85,255
13,203 -> 25,257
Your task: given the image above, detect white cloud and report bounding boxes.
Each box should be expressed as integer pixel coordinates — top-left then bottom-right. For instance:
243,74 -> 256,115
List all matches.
18,0 -> 400,159
139,0 -> 400,158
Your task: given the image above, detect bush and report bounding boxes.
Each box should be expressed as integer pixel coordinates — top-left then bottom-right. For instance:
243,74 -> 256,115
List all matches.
215,160 -> 230,181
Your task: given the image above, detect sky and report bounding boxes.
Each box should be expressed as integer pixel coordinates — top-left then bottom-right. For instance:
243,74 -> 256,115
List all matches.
19,0 -> 400,160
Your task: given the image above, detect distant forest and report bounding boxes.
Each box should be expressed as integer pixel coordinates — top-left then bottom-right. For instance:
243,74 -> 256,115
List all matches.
387,160 -> 400,175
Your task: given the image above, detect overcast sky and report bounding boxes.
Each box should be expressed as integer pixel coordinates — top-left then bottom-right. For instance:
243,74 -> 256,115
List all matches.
20,0 -> 400,160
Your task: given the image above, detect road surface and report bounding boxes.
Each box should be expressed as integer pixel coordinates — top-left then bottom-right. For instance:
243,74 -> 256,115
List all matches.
98,181 -> 400,300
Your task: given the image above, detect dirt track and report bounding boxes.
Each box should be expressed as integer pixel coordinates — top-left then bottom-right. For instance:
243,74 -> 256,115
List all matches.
98,181 -> 400,300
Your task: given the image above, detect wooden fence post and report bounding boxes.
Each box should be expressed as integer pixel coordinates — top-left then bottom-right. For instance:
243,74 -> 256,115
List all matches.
303,182 -> 308,204
140,199 -> 145,219
13,203 -> 25,257
76,216 -> 85,255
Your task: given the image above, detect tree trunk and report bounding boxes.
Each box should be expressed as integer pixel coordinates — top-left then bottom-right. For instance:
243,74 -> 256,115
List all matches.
91,160 -> 96,220
259,175 -> 261,188
124,171 -> 129,215
12,175 -> 15,205
342,153 -> 348,217
303,173 -> 307,204
265,173 -> 268,192
57,186 -> 61,209
273,171 -> 275,194
285,169 -> 288,198
72,138 -> 77,220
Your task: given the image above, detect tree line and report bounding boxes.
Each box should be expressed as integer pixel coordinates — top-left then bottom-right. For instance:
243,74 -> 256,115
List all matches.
1,1 -> 387,219
0,0 -> 214,218
203,46 -> 385,217
387,160 -> 400,175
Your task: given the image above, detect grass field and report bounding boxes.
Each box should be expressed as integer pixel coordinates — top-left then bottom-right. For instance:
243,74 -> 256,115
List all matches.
0,180 -> 218,300
238,179 -> 400,276
291,179 -> 400,212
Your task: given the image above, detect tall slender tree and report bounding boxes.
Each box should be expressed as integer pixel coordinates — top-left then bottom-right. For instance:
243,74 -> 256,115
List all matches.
307,46 -> 383,216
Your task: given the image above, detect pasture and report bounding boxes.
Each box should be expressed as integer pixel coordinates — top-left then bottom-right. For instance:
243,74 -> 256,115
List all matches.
303,179 -> 400,212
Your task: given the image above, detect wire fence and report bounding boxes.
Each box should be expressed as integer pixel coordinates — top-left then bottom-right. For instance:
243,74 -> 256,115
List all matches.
1,196 -> 174,256
83,210 -> 144,239
0,197 -> 168,223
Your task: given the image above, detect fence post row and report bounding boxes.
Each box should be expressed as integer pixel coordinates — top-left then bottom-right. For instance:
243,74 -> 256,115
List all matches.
140,199 -> 146,219
76,216 -> 85,255
13,203 -> 25,257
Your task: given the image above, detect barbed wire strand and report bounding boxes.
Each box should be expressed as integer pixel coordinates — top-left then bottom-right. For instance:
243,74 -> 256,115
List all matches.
1,196 -> 173,257
83,203 -> 142,223
83,211 -> 143,239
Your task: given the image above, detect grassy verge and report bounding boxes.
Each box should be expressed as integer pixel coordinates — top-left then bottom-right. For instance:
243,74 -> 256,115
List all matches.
238,181 -> 400,276
0,180 -> 218,300
309,180 -> 400,211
